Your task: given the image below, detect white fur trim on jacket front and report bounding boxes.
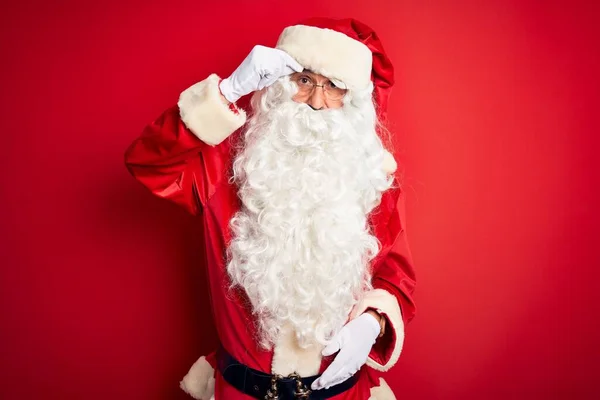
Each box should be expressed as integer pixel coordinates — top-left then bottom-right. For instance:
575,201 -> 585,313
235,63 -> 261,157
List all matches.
178,73 -> 246,146
180,356 -> 215,400
350,289 -> 404,371
276,25 -> 372,90
271,323 -> 324,376
369,377 -> 397,399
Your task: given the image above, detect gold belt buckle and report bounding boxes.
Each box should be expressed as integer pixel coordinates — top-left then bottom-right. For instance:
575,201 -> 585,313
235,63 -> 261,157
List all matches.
289,372 -> 312,399
264,373 -> 282,399
263,372 -> 312,399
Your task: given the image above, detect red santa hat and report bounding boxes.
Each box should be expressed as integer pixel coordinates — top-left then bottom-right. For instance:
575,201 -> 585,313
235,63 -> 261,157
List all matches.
276,18 -> 395,120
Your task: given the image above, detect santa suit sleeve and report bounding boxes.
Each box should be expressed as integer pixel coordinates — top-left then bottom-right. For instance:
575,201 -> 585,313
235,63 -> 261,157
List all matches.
350,182 -> 417,372
124,74 -> 246,215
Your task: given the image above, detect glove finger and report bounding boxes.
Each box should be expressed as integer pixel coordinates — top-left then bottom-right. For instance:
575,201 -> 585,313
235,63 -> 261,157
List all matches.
322,338 -> 341,357
281,53 -> 304,72
310,377 -> 322,391
322,327 -> 350,357
282,64 -> 302,76
256,80 -> 268,90
337,329 -> 349,348
311,358 -> 344,390
320,367 -> 351,390
256,78 -> 273,90
323,370 -> 352,390
258,70 -> 283,90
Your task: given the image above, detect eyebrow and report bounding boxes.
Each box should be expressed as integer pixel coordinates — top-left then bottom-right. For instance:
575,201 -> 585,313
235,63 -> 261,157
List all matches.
295,70 -> 346,88
297,70 -> 315,76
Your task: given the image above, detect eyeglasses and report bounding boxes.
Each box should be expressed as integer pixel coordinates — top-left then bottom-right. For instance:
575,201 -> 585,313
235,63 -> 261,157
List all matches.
291,74 -> 348,101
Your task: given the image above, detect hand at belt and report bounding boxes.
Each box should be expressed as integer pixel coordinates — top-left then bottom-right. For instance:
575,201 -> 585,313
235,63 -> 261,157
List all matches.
310,312 -> 383,390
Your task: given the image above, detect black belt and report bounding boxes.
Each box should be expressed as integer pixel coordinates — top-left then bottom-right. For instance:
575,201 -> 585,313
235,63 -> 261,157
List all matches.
216,346 -> 358,399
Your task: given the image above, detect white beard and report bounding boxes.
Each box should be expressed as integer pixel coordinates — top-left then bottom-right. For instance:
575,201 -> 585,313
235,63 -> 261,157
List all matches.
226,77 -> 392,350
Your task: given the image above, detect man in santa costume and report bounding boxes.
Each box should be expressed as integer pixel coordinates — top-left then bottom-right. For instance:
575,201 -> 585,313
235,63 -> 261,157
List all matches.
125,17 -> 416,400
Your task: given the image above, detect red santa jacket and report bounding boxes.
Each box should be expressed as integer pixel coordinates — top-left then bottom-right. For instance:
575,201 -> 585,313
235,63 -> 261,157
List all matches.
125,74 -> 416,400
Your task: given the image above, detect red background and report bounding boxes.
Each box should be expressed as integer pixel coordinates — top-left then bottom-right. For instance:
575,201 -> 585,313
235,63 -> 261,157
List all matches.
1,1 -> 598,399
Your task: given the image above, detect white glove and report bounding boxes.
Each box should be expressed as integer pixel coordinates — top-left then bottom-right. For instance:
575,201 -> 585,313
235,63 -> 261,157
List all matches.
311,313 -> 381,391
219,45 -> 304,103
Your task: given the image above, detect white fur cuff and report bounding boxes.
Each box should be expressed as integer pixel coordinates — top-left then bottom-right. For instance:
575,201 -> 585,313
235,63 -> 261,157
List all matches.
350,288 -> 404,371
178,74 -> 246,146
180,356 -> 215,400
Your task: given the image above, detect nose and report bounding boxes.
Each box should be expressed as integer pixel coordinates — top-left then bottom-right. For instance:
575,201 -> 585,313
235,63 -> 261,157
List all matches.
307,86 -> 326,110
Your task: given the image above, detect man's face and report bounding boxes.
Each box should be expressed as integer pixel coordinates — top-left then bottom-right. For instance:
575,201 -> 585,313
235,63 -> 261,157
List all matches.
290,71 -> 347,110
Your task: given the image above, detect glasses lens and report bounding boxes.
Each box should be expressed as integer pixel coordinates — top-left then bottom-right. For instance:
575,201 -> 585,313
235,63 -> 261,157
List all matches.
294,75 -> 314,93
325,86 -> 347,100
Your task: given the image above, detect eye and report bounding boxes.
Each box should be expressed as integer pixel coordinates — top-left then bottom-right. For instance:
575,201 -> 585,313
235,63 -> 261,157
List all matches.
295,75 -> 313,86
326,81 -> 338,89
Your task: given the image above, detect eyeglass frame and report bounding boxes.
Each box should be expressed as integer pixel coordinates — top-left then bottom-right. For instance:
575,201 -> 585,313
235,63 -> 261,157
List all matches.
290,73 -> 348,101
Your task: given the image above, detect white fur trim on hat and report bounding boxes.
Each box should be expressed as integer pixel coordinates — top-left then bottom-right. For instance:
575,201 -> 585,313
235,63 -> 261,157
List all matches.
180,356 -> 215,400
178,74 -> 246,146
276,25 -> 372,90
350,288 -> 404,371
